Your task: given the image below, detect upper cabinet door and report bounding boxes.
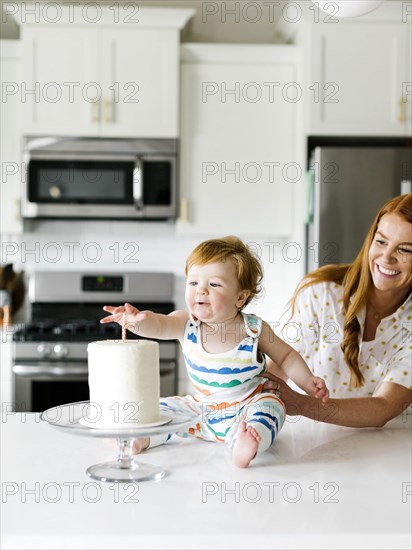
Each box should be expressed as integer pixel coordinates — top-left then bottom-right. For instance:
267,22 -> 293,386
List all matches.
178,46 -> 301,237
309,22 -> 411,136
22,27 -> 100,136
100,29 -> 179,138
17,7 -> 193,138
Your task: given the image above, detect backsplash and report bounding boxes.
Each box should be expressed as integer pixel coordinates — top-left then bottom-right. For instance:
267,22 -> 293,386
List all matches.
2,221 -> 305,393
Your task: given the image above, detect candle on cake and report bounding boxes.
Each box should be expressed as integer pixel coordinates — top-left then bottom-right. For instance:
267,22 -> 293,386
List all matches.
122,312 -> 126,343
86,339 -> 160,428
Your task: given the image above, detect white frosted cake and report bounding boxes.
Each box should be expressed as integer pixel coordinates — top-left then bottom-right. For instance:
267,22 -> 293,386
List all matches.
85,340 -> 160,428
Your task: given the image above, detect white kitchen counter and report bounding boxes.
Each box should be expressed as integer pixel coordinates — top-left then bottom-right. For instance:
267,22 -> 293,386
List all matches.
1,411 -> 411,550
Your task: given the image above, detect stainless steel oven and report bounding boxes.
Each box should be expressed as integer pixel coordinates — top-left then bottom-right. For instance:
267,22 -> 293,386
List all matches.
22,137 -> 178,220
12,271 -> 178,412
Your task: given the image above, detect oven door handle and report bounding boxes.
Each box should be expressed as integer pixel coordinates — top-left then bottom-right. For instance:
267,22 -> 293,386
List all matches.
13,362 -> 176,376
13,364 -> 88,377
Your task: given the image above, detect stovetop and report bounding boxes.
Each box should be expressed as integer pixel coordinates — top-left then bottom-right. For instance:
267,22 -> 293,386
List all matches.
15,271 -> 175,344
13,302 -> 175,343
13,319 -> 128,342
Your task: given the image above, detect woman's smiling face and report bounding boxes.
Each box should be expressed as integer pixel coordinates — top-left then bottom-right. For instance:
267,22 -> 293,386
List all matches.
368,212 -> 412,297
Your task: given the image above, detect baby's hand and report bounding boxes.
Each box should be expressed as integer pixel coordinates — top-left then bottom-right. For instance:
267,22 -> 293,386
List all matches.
308,376 -> 329,405
100,303 -> 147,335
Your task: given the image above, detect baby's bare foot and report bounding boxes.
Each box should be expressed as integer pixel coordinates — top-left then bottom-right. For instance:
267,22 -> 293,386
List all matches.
132,437 -> 150,454
232,421 -> 261,468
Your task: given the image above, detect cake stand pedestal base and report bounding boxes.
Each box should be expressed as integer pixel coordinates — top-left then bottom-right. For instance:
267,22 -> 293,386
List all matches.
86,437 -> 165,483
41,401 -> 200,483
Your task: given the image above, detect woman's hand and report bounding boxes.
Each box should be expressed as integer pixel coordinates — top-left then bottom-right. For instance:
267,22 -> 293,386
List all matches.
261,372 -> 412,427
100,303 -> 148,335
259,371 -> 305,416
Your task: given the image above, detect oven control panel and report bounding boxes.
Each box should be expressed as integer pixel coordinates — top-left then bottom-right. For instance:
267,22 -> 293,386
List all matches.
82,276 -> 123,292
36,343 -> 69,358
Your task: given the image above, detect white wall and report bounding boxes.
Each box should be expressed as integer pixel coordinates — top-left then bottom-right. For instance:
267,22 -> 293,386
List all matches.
3,220 -> 305,318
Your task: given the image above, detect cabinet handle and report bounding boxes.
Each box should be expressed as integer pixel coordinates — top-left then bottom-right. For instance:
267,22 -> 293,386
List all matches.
14,199 -> 21,222
179,198 -> 189,222
398,97 -> 406,124
91,101 -> 99,123
104,99 -> 114,123
400,180 -> 412,195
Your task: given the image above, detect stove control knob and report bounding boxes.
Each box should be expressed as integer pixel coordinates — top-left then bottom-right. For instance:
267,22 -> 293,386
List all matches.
53,344 -> 68,358
37,343 -> 51,357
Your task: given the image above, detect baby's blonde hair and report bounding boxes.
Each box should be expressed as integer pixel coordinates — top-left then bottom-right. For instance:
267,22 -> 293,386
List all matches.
185,236 -> 263,308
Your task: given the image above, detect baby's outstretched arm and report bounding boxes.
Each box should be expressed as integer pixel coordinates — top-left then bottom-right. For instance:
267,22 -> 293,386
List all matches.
100,303 -> 188,341
259,321 -> 329,404
306,376 -> 329,404
101,303 -> 148,335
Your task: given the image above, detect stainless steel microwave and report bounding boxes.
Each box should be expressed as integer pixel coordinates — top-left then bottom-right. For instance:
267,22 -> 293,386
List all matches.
22,137 -> 178,220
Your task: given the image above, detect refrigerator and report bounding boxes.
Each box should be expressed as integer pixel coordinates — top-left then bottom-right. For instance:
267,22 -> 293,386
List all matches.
306,146 -> 412,272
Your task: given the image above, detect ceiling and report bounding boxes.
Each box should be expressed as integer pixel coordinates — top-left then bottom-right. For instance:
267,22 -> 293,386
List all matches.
0,0 -> 399,43
1,0 -> 288,42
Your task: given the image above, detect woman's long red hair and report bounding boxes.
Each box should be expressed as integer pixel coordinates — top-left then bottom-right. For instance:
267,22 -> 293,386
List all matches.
289,194 -> 412,388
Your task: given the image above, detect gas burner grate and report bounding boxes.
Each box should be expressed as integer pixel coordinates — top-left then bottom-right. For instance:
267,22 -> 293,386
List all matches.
13,319 -> 127,342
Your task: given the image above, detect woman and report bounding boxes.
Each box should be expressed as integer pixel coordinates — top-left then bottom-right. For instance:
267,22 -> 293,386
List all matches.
264,194 -> 412,427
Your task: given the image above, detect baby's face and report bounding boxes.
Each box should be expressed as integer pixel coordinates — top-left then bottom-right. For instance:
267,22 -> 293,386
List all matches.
185,261 -> 248,324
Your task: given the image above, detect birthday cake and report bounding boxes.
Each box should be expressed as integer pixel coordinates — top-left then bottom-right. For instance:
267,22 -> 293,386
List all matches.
85,340 -> 160,428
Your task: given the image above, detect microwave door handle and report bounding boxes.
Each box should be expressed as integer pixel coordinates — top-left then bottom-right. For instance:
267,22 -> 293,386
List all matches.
133,159 -> 143,211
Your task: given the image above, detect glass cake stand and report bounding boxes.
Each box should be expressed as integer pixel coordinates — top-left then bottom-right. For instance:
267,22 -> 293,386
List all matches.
40,401 -> 200,483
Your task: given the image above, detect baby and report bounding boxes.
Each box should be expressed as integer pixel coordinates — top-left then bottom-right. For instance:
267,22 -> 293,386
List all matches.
101,236 -> 328,467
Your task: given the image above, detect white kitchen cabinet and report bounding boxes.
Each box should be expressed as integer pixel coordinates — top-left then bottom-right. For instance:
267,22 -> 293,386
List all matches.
0,40 -> 23,234
17,6 -> 193,138
99,29 -> 179,138
307,21 -> 411,136
177,44 -> 303,237
21,27 -> 100,136
281,2 -> 412,136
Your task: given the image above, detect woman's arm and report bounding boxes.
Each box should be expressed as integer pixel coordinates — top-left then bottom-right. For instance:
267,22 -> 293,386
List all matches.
261,372 -> 412,428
